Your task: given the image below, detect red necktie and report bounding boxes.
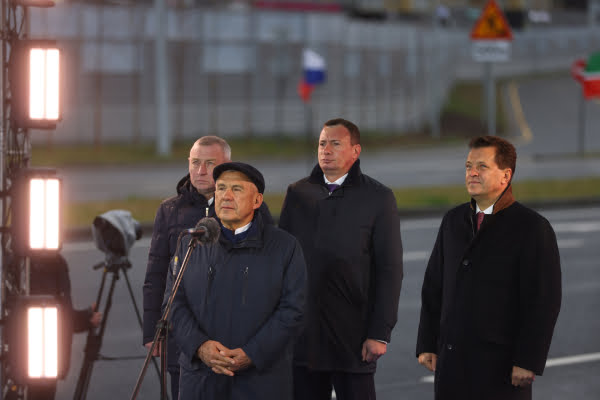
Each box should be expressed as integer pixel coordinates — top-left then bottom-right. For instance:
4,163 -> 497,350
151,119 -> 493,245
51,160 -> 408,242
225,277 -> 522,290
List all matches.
476,212 -> 485,231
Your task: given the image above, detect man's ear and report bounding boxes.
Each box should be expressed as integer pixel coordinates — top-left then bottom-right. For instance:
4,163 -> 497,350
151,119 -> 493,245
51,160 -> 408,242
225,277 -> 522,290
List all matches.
253,193 -> 264,210
353,144 -> 362,159
503,168 -> 512,184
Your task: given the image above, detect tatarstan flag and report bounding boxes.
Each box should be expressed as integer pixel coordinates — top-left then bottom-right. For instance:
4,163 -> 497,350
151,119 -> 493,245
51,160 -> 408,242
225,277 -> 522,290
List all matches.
572,52 -> 600,99
583,52 -> 600,99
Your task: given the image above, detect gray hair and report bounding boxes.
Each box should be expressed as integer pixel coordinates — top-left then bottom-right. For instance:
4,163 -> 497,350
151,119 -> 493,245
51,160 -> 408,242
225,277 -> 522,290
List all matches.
193,136 -> 231,160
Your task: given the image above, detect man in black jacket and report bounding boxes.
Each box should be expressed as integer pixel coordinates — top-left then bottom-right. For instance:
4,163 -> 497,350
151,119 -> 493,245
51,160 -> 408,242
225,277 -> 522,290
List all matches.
416,136 -> 562,400
142,136 -> 273,400
169,162 -> 306,400
279,118 -> 403,400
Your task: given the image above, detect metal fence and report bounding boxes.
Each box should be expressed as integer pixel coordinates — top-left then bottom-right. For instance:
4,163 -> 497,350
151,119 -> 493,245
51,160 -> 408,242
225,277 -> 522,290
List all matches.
29,4 -> 600,146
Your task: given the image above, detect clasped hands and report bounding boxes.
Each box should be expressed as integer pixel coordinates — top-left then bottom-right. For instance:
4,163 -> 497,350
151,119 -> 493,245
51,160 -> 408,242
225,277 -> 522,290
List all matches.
197,340 -> 252,376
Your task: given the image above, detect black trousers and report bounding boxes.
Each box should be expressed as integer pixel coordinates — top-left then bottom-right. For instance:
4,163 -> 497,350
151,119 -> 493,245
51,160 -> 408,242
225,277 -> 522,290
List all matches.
293,365 -> 376,400
169,368 -> 180,400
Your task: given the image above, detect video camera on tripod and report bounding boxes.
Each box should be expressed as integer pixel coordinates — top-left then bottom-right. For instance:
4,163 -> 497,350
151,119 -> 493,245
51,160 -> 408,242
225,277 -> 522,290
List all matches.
73,209 -> 162,400
92,209 -> 142,261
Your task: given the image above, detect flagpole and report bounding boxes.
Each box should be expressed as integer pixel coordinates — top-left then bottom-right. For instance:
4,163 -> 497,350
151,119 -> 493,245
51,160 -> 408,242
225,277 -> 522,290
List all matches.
299,47 -> 326,173
577,90 -> 586,157
305,101 -> 313,173
484,61 -> 495,136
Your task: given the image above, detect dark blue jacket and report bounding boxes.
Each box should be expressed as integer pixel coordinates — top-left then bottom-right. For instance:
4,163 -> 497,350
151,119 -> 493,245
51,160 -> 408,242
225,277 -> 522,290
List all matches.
169,212 -> 307,400
142,174 -> 273,367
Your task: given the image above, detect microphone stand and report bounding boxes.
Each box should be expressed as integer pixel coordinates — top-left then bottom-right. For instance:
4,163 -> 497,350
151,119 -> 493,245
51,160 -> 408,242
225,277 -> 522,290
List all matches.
130,235 -> 200,400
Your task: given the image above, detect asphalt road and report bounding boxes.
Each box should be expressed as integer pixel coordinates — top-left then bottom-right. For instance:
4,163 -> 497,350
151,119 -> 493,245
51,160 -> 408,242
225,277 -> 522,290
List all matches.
55,204 -> 600,400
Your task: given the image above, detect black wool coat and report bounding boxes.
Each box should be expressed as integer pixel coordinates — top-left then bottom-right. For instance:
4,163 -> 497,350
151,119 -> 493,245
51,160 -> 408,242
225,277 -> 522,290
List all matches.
279,160 -> 403,373
416,187 -> 562,400
143,174 -> 273,368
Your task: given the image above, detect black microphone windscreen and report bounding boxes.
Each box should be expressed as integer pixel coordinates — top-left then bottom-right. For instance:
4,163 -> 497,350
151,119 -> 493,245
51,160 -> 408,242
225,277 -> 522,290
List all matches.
195,217 -> 220,244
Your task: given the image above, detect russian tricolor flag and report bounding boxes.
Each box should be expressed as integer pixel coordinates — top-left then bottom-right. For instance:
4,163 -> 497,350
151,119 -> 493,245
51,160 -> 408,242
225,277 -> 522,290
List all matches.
298,48 -> 326,103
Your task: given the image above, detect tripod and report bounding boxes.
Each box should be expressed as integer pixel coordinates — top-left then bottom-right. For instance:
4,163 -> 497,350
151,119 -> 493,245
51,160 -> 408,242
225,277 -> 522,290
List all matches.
72,257 -> 164,400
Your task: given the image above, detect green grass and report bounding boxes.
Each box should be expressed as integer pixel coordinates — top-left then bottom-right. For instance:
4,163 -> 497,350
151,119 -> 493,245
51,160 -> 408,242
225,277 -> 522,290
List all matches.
65,177 -> 600,229
31,79 -> 503,168
33,133 -> 472,168
441,80 -> 506,136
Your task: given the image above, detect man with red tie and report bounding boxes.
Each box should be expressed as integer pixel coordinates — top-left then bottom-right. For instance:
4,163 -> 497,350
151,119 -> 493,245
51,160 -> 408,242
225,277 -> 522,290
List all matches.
416,135 -> 562,400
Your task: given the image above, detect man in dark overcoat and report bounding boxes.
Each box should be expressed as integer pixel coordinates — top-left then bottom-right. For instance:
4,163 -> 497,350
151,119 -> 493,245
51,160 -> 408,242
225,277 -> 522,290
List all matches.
416,136 -> 562,400
169,162 -> 306,400
142,137 -> 272,399
279,118 -> 403,400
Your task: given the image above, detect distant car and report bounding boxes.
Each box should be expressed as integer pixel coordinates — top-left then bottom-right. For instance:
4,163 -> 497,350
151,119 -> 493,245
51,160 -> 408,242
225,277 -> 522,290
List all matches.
528,9 -> 552,24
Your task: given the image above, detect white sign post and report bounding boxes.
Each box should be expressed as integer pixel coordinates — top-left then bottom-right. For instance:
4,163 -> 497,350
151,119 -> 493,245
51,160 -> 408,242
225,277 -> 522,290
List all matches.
470,0 -> 514,136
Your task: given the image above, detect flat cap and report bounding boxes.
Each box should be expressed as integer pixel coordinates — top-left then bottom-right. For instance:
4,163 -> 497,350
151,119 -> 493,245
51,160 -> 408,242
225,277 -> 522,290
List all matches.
213,162 -> 265,194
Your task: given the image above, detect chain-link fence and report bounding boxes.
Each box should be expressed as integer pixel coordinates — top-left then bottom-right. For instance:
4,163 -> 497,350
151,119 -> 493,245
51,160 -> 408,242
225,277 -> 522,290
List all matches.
30,3 -> 600,146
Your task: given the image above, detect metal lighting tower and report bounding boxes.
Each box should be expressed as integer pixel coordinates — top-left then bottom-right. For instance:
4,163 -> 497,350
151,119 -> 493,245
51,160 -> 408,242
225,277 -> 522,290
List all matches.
1,1 -> 62,398
0,1 -> 33,398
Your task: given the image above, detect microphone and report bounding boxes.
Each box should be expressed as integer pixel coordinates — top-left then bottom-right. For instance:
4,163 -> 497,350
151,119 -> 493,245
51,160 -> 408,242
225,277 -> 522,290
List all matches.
185,217 -> 220,244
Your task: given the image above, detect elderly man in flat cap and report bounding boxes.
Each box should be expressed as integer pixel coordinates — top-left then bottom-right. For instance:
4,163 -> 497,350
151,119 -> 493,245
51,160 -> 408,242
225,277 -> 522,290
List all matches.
168,162 -> 307,400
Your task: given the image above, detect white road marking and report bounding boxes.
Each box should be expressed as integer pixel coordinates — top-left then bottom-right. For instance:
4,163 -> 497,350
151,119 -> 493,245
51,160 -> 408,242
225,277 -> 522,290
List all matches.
545,352 -> 600,367
402,238 -> 583,263
557,238 -> 585,249
419,352 -> 600,384
404,251 -> 430,262
552,222 -> 600,233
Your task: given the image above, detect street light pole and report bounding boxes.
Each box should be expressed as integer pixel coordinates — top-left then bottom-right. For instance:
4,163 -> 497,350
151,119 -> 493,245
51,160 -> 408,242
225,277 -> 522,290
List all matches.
155,0 -> 171,156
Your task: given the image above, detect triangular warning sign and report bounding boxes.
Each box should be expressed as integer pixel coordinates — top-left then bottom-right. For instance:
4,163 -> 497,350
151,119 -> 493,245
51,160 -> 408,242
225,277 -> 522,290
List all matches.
470,0 -> 513,40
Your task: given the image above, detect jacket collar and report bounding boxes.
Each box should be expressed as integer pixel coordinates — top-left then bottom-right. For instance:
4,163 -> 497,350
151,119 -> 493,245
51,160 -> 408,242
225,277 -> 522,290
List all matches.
177,173 -> 210,206
470,184 -> 515,215
308,159 -> 362,187
217,211 -> 264,250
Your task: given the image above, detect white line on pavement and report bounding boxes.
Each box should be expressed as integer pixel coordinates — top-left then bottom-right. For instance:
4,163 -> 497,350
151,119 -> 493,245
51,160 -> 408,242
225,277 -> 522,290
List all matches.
419,352 -> 600,384
557,238 -> 585,249
552,222 -> 600,233
402,237 -> 582,263
545,352 -> 600,367
404,251 -> 430,262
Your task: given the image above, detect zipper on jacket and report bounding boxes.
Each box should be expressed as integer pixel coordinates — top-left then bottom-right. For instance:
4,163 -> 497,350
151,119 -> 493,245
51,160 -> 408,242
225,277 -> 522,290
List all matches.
241,266 -> 249,305
206,265 -> 215,303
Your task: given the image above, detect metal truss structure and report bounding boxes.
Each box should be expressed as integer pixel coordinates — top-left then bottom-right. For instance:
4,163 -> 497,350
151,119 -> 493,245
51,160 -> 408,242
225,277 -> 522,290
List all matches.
0,1 -> 33,399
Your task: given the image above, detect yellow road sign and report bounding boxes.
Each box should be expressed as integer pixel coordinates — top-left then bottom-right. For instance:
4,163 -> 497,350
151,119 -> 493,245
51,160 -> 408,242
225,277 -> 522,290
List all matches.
470,0 -> 513,41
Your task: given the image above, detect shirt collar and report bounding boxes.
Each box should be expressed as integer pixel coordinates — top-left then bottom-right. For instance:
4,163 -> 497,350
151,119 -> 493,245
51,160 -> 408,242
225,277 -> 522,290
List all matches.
323,173 -> 348,186
234,221 -> 252,235
476,203 -> 494,215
